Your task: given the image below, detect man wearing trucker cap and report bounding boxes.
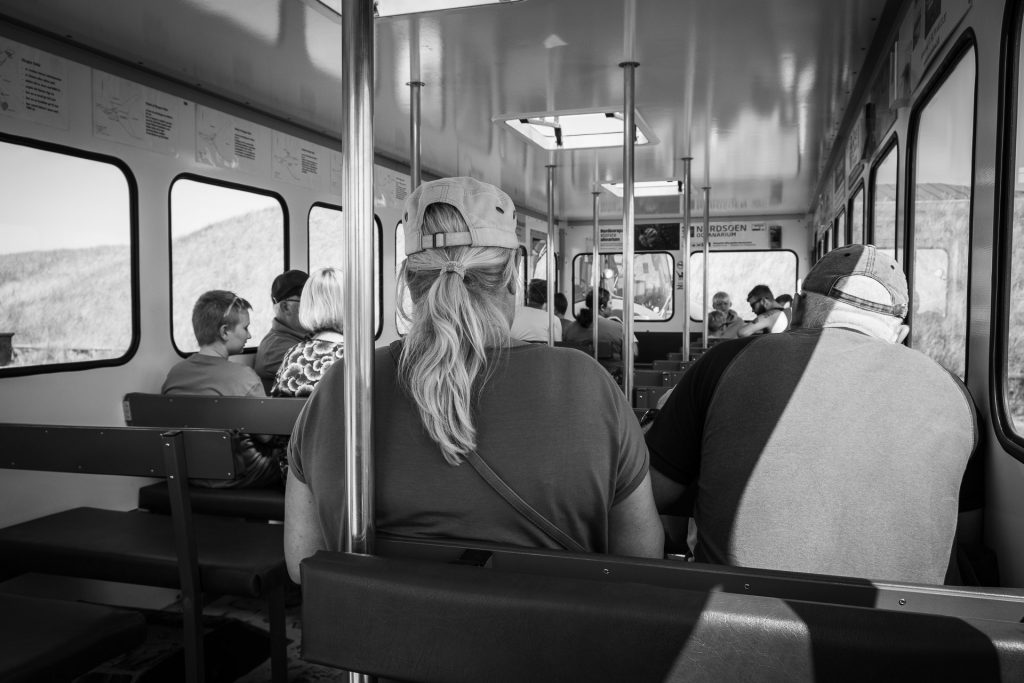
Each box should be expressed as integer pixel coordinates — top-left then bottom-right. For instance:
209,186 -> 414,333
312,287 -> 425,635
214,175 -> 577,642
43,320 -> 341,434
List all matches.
645,244 -> 976,584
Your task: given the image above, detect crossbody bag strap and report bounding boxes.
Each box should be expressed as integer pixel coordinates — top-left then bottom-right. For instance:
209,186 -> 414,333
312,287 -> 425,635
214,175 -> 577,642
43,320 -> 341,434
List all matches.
462,450 -> 586,553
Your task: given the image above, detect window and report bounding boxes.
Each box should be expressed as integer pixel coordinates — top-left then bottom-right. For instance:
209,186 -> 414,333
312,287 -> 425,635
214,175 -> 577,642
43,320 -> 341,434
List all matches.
395,221 -> 412,335
687,250 -> 798,321
1002,14 -> 1024,439
850,185 -> 865,245
169,177 -> 285,353
871,141 -> 899,261
0,137 -> 135,373
309,204 -> 382,338
909,47 -> 975,380
571,253 -> 674,321
834,210 -> 847,249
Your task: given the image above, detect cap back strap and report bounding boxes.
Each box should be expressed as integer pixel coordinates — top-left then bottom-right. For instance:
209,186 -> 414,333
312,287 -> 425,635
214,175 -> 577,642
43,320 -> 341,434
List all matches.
420,232 -> 473,250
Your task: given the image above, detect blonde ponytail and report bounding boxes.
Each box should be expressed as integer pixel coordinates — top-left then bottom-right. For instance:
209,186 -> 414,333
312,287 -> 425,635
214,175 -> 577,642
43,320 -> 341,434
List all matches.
398,203 -> 517,465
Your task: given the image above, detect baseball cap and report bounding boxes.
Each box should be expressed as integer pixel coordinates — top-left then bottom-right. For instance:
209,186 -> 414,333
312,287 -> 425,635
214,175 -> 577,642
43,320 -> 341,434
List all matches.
802,244 -> 908,318
271,269 -> 309,303
403,177 -> 519,256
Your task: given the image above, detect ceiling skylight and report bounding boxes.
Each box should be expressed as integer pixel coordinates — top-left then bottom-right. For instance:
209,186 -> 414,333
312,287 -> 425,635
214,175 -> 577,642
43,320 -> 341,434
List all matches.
313,0 -> 524,18
602,180 -> 683,197
497,109 -> 656,151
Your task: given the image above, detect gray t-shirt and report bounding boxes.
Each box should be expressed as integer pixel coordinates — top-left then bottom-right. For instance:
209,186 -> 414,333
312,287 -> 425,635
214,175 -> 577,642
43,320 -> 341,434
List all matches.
290,343 -> 648,553
646,327 -> 977,584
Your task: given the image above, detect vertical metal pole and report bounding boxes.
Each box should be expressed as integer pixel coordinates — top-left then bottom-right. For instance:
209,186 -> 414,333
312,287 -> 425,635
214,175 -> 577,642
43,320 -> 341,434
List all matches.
408,81 -> 424,189
620,61 -> 638,401
681,157 -> 692,357
592,190 -> 601,361
546,164 -> 556,346
341,0 -> 374,567
702,186 -> 711,349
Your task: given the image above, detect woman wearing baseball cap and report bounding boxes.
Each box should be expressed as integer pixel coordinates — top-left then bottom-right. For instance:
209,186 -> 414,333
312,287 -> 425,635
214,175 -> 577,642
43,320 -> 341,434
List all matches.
285,178 -> 661,580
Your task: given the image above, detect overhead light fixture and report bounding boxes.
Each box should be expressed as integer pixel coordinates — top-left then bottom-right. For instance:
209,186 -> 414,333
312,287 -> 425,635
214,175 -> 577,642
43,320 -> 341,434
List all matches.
312,0 -> 525,18
602,180 -> 683,197
496,108 -> 656,151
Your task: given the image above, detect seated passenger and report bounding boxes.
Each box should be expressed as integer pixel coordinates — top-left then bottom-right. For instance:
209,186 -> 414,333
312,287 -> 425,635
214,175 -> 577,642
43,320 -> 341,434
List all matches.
285,177 -> 662,582
776,293 -> 794,309
737,284 -> 789,336
711,291 -> 741,325
708,310 -> 743,340
255,269 -> 309,391
510,278 -> 562,342
645,245 -> 976,584
271,266 -> 345,398
554,292 -> 573,338
161,290 -> 281,489
563,290 -> 638,359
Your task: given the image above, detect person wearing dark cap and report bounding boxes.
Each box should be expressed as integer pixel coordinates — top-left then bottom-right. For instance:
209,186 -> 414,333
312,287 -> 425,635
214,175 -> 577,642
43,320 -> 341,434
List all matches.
284,177 -> 662,582
255,269 -> 309,391
645,245 -> 976,584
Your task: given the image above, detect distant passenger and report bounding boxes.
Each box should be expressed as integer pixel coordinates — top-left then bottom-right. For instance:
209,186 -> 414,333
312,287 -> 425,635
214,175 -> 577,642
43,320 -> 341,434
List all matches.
255,269 -> 309,391
645,245 -> 976,584
711,291 -> 741,325
271,267 -> 345,399
510,278 -> 562,342
563,289 -> 638,359
776,293 -> 793,309
737,284 -> 788,336
285,177 -> 662,582
554,292 -> 573,338
707,310 -> 737,340
161,290 -> 280,488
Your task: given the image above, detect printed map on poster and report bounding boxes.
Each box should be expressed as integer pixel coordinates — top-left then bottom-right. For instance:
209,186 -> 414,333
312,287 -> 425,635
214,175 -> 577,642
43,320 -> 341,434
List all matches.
93,70 -> 180,154
272,131 -> 323,189
0,37 -> 68,129
195,105 -> 268,175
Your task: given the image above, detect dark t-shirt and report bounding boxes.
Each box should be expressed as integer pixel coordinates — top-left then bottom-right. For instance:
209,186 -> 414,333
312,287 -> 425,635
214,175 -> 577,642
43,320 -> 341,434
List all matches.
646,327 -> 977,584
290,343 -> 648,552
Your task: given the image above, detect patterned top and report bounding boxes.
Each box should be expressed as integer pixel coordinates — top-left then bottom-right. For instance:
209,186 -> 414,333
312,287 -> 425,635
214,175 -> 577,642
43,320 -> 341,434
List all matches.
271,338 -> 345,397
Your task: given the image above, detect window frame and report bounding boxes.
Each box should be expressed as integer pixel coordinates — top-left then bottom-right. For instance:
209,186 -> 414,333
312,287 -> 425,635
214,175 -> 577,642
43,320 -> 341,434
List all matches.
570,251 -> 676,323
167,172 -> 289,357
0,132 -> 140,377
904,35 -> 977,381
993,2 -> 1024,460
308,202 -> 384,340
868,135 -> 899,255
684,248 -> 799,322
848,181 -> 866,246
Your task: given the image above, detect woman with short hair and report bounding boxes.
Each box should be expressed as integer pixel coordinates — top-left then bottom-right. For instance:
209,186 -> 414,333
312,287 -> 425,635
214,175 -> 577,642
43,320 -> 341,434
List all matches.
285,177 -> 662,582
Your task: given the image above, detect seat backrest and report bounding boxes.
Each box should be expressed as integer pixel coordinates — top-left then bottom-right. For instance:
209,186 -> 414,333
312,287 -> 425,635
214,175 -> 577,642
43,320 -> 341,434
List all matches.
1,423 -> 235,480
303,546 -> 1024,683
123,392 -> 305,435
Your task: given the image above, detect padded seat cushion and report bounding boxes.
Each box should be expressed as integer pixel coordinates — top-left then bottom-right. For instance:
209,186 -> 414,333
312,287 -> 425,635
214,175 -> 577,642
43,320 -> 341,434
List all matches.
0,592 -> 146,683
138,482 -> 285,521
0,507 -> 286,597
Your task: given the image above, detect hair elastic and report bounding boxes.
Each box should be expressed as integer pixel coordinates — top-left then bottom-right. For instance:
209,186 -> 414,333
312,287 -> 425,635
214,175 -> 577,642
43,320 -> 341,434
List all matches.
441,261 -> 466,279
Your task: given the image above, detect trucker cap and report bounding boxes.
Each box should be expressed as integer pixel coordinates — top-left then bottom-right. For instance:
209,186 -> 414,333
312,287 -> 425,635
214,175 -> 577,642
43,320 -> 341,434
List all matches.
403,177 -> 519,256
801,244 -> 909,318
271,269 -> 309,303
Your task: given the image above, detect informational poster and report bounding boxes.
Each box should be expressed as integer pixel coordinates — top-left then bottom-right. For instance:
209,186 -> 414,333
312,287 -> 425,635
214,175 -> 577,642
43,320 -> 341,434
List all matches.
0,37 -> 69,129
272,131 -> 323,189
599,226 -> 622,250
905,0 -> 973,89
846,108 -> 867,187
329,150 -> 344,196
689,222 -> 780,250
92,71 -> 181,154
373,165 -> 409,212
195,105 -> 269,175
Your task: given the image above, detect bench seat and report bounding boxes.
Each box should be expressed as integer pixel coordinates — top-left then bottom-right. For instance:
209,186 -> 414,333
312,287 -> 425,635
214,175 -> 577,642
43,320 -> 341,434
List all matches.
0,591 -> 146,683
138,482 -> 285,521
0,507 -> 286,598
